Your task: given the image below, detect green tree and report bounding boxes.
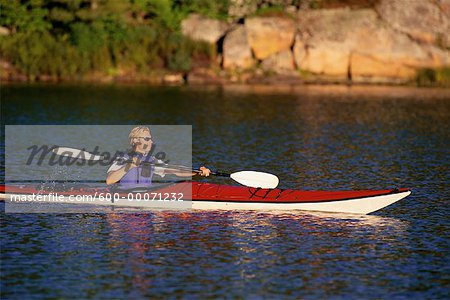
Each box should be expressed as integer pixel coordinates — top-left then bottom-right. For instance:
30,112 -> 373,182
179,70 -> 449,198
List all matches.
0,0 -> 218,79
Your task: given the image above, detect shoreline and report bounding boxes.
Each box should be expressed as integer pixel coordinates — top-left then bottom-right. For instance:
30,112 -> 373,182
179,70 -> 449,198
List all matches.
0,75 -> 450,89
3,62 -> 448,88
3,81 -> 449,101
2,77 -> 449,89
2,66 -> 448,88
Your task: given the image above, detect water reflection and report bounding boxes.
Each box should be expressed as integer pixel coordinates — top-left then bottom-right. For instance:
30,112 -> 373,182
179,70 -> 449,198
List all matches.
2,84 -> 449,298
29,210 -> 404,298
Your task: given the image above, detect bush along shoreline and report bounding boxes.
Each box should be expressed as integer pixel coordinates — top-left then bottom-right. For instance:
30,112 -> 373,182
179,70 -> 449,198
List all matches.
1,0 -> 449,87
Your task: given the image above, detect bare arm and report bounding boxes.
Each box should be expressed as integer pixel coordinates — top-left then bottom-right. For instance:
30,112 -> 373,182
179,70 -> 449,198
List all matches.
107,162 -> 211,184
162,166 -> 211,178
162,168 -> 197,177
106,159 -> 138,185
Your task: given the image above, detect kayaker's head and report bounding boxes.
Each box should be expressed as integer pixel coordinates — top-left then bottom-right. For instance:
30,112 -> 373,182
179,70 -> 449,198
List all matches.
129,126 -> 153,154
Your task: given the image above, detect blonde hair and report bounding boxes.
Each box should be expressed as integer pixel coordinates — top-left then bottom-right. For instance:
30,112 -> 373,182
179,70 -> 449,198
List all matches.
129,126 -> 151,145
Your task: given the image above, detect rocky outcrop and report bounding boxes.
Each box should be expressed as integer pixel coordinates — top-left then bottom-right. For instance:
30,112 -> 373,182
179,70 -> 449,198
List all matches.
349,26 -> 449,82
350,54 -> 416,82
228,0 -> 298,20
181,14 -> 229,44
222,25 -> 255,69
301,44 -> 350,78
375,0 -> 449,45
261,50 -> 296,74
178,2 -> 450,84
292,35 -> 306,68
296,8 -> 449,81
177,3 -> 450,84
295,9 -> 373,78
245,17 -> 296,60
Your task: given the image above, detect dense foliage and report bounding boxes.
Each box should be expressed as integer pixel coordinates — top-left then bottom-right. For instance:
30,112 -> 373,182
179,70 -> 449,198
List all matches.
416,68 -> 450,87
0,0 -> 227,79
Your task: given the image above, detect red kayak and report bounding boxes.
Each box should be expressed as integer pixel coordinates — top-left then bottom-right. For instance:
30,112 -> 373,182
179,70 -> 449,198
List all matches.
0,182 -> 411,214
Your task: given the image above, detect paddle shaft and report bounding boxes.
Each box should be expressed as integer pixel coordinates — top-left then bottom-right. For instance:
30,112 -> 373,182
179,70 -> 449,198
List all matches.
122,160 -> 230,177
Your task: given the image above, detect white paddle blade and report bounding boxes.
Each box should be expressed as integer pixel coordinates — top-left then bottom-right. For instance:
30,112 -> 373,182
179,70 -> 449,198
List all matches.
230,171 -> 279,189
52,147 -> 104,161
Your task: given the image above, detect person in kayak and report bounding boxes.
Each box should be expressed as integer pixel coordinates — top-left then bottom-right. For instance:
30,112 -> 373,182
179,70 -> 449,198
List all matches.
106,126 -> 210,188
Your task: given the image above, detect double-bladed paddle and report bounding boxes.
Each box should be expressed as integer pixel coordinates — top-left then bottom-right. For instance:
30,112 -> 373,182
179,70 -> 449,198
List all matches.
52,146 -> 279,189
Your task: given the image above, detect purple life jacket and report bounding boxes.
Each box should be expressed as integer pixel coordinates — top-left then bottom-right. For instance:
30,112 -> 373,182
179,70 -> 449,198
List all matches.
118,153 -> 155,190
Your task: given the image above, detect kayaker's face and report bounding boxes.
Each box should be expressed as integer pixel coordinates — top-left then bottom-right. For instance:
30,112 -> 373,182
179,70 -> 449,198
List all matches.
131,130 -> 153,154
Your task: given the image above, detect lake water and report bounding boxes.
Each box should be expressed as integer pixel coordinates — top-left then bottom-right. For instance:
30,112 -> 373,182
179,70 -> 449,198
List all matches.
1,84 -> 449,298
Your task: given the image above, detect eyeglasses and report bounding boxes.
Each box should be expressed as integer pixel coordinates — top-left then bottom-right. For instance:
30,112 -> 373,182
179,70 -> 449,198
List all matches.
135,137 -> 153,141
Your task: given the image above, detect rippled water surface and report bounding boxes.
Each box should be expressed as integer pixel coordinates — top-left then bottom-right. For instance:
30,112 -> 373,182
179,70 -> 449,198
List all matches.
1,84 -> 449,298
